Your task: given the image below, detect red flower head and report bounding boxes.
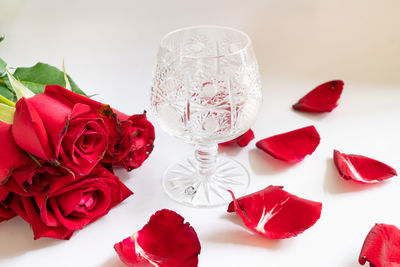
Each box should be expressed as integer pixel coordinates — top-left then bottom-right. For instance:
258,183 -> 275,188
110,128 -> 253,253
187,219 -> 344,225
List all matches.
112,112 -> 155,171
43,85 -> 155,171
9,165 -> 132,240
114,209 -> 201,267
13,91 -> 109,175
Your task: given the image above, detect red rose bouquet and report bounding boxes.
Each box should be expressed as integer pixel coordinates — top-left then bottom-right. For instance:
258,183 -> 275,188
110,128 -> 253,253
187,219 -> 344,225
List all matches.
0,58 -> 154,239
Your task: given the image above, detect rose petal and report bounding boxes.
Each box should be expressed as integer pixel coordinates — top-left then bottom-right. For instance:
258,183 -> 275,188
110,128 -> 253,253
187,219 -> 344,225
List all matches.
293,80 -> 344,112
114,209 -> 201,267
256,126 -> 320,162
12,98 -> 54,161
0,188 -> 16,222
227,186 -> 322,239
0,121 -> 32,183
219,129 -> 254,147
9,195 -> 74,240
359,223 -> 400,267
333,150 -> 397,184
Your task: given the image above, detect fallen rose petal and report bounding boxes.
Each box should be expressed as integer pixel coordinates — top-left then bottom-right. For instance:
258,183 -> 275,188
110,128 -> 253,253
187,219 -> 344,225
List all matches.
0,121 -> 32,184
256,126 -> 320,162
227,186 -> 322,239
333,150 -> 397,184
359,223 -> 400,267
114,209 -> 201,267
219,129 -> 254,147
293,80 -> 344,112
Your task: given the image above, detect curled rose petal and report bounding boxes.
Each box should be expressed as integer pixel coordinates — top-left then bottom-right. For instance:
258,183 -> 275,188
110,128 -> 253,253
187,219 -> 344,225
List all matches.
293,80 -> 344,112
114,209 -> 201,267
333,150 -> 397,184
359,223 -> 400,267
256,126 -> 320,162
227,186 -> 322,239
219,129 -> 254,147
12,97 -> 54,161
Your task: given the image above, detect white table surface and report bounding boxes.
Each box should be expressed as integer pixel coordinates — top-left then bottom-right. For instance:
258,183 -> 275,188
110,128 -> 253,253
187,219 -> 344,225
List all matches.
1,1 -> 400,266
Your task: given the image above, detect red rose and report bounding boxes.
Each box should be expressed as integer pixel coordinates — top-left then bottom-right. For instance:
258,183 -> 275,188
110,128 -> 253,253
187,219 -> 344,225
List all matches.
0,121 -> 32,184
12,91 -> 109,175
9,165 -> 132,240
113,113 -> 155,171
43,85 -> 155,170
44,85 -> 130,161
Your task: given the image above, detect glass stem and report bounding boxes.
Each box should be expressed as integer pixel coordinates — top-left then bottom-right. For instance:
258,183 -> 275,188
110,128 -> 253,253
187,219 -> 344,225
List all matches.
194,143 -> 218,178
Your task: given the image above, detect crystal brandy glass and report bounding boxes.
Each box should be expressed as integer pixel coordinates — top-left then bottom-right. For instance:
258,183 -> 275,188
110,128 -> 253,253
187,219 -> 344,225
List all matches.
150,26 -> 262,207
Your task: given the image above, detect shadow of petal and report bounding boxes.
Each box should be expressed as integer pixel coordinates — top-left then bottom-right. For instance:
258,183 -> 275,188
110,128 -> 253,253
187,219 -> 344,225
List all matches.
100,256 -> 126,267
291,108 -> 331,121
204,213 -> 291,250
248,148 -> 295,175
0,217 -> 62,260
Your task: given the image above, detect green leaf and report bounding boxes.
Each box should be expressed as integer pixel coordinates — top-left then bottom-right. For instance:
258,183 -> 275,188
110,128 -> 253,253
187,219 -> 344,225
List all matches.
0,36 -> 4,43
11,62 -> 87,96
0,57 -> 6,75
6,69 -> 35,99
0,81 -> 16,102
0,103 -> 15,124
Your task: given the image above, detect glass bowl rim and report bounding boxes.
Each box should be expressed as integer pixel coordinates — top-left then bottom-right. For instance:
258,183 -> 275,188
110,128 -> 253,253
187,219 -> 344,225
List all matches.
159,25 -> 252,59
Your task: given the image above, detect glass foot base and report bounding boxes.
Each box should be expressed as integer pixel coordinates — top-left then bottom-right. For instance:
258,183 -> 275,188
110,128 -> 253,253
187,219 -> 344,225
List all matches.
162,156 -> 250,207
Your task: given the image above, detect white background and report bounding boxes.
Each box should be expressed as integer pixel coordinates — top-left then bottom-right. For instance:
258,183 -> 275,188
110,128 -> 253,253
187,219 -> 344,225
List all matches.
1,0 -> 400,266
